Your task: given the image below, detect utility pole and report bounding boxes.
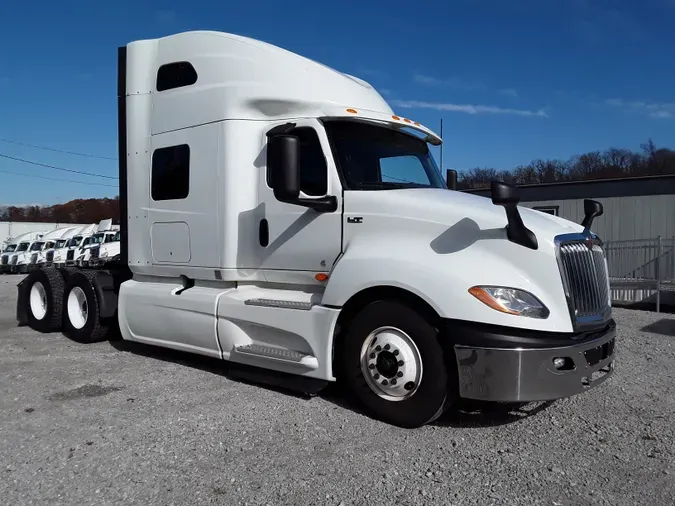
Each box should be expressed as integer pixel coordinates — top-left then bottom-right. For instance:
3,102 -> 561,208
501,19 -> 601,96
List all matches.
439,118 -> 444,173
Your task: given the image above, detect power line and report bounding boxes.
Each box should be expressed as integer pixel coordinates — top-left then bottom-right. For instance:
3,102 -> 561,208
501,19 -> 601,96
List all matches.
0,168 -> 118,188
0,153 -> 118,180
0,138 -> 118,161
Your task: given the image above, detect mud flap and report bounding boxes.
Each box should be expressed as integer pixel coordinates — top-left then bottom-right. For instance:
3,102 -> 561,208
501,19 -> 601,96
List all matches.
16,275 -> 31,326
91,270 -> 118,319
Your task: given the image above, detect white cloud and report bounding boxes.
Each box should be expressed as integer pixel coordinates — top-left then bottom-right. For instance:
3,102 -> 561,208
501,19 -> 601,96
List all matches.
498,88 -> 519,97
391,99 -> 548,117
606,98 -> 675,119
413,73 -> 485,91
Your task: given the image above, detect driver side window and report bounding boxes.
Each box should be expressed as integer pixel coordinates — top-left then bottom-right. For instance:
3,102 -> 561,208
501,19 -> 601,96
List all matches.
267,127 -> 328,197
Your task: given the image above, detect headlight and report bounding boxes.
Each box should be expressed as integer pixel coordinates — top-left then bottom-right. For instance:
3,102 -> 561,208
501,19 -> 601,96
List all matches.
468,286 -> 549,319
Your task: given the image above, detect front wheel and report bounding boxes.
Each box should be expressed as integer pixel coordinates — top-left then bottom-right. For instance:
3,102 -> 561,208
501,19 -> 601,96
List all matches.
339,300 -> 457,428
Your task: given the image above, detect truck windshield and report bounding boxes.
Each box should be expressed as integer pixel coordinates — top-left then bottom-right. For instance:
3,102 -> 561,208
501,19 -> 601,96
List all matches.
55,239 -> 68,249
17,243 -> 30,252
3,245 -> 17,253
30,242 -> 45,251
323,119 -> 445,190
70,237 -> 83,247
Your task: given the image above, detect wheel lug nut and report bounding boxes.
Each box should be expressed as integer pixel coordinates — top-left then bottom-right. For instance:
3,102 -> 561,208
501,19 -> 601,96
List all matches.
370,353 -> 375,359
404,381 -> 415,391
384,344 -> 390,350
375,345 -> 382,351
369,364 -> 375,369
393,350 -> 399,356
374,373 -> 380,380
391,379 -> 397,385
397,371 -> 403,378
398,360 -> 404,366
382,380 -> 388,385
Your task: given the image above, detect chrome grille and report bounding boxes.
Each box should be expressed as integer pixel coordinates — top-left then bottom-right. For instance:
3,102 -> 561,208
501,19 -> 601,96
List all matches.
30,253 -> 38,264
90,246 -> 100,259
67,250 -> 74,261
557,236 -> 611,322
46,251 -> 54,262
1,255 -> 7,265
10,256 -> 18,265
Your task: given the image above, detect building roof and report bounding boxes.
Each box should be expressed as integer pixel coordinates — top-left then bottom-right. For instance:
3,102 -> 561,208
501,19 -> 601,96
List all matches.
460,173 -> 675,201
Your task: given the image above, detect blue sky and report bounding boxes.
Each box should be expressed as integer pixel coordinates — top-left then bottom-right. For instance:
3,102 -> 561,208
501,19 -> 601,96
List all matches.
1,0 -> 674,206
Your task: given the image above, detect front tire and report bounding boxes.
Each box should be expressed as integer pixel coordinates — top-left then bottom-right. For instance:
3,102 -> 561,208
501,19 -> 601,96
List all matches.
339,300 -> 457,428
62,270 -> 111,344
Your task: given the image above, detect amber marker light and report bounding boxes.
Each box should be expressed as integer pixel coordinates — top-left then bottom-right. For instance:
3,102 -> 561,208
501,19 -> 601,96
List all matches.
346,108 -> 358,114
468,286 -> 550,319
468,286 -> 519,315
315,273 -> 329,282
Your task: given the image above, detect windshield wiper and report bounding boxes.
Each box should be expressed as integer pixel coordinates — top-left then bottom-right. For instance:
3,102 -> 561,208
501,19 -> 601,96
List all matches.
352,182 -> 411,190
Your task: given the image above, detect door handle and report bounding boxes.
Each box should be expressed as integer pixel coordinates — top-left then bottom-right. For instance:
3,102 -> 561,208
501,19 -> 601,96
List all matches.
259,219 -> 269,247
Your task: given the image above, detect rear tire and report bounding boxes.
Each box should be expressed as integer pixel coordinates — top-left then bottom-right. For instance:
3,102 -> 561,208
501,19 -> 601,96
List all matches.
339,300 -> 457,428
23,268 -> 65,333
62,270 -> 111,344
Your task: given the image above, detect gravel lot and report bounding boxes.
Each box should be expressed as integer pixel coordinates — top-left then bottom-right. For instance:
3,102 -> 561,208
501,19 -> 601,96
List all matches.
1,274 -> 674,505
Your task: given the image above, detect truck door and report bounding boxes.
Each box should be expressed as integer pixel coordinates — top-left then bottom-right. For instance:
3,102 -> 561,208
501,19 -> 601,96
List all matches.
259,120 -> 342,279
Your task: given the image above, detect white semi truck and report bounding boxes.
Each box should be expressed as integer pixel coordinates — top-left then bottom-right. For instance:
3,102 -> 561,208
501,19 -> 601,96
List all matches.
2,232 -> 43,273
16,30 -> 616,428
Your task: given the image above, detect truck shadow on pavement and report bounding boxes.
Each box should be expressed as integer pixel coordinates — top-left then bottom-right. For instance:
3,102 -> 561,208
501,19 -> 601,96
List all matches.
108,339 -> 554,429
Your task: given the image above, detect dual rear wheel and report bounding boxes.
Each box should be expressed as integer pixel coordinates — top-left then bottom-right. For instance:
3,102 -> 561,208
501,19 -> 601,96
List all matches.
22,268 -> 111,343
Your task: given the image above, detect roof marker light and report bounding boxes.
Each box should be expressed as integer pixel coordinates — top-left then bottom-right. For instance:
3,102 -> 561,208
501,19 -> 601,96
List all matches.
403,118 -> 411,123
346,108 -> 358,114
392,115 -> 401,120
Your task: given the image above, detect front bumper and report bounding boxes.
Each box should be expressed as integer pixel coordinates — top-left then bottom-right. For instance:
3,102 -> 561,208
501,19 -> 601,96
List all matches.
449,319 -> 616,402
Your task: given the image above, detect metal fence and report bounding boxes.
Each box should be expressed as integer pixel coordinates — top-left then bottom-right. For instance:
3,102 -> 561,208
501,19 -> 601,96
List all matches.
604,236 -> 675,313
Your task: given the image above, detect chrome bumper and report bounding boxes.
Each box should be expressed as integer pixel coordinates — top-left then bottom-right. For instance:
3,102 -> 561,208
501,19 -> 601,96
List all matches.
454,324 -> 616,402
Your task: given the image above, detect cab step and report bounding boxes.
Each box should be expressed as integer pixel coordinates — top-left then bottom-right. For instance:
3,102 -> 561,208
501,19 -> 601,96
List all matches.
244,298 -> 315,310
233,343 -> 319,370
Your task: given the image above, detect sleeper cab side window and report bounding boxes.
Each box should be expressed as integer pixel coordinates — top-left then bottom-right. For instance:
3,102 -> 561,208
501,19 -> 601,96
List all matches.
156,61 -> 198,92
152,145 -> 190,201
267,127 -> 328,197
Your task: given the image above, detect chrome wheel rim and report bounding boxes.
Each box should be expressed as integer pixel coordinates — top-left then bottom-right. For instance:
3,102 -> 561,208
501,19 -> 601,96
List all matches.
359,326 -> 423,401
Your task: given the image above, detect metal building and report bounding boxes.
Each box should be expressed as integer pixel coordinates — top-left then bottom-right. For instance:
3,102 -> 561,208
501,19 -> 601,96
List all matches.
460,174 -> 675,242
461,174 -> 675,311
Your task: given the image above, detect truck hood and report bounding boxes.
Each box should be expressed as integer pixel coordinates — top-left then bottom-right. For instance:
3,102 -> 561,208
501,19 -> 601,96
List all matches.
352,188 -> 585,245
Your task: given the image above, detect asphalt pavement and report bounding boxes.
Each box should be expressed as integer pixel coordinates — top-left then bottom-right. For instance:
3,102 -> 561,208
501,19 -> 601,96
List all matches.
1,273 -> 674,505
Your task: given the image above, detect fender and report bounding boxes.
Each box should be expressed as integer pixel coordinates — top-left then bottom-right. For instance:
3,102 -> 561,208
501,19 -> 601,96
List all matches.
322,233 -> 574,333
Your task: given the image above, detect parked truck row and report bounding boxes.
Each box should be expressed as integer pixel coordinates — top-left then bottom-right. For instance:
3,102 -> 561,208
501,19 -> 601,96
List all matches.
15,30 -> 616,428
1,220 -> 120,274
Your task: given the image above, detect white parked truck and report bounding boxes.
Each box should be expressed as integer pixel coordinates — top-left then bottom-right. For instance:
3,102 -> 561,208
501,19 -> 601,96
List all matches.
51,223 -> 98,267
37,227 -> 81,267
18,226 -> 78,273
88,229 -> 121,267
16,30 -> 616,428
3,232 -> 45,274
2,232 -> 42,273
